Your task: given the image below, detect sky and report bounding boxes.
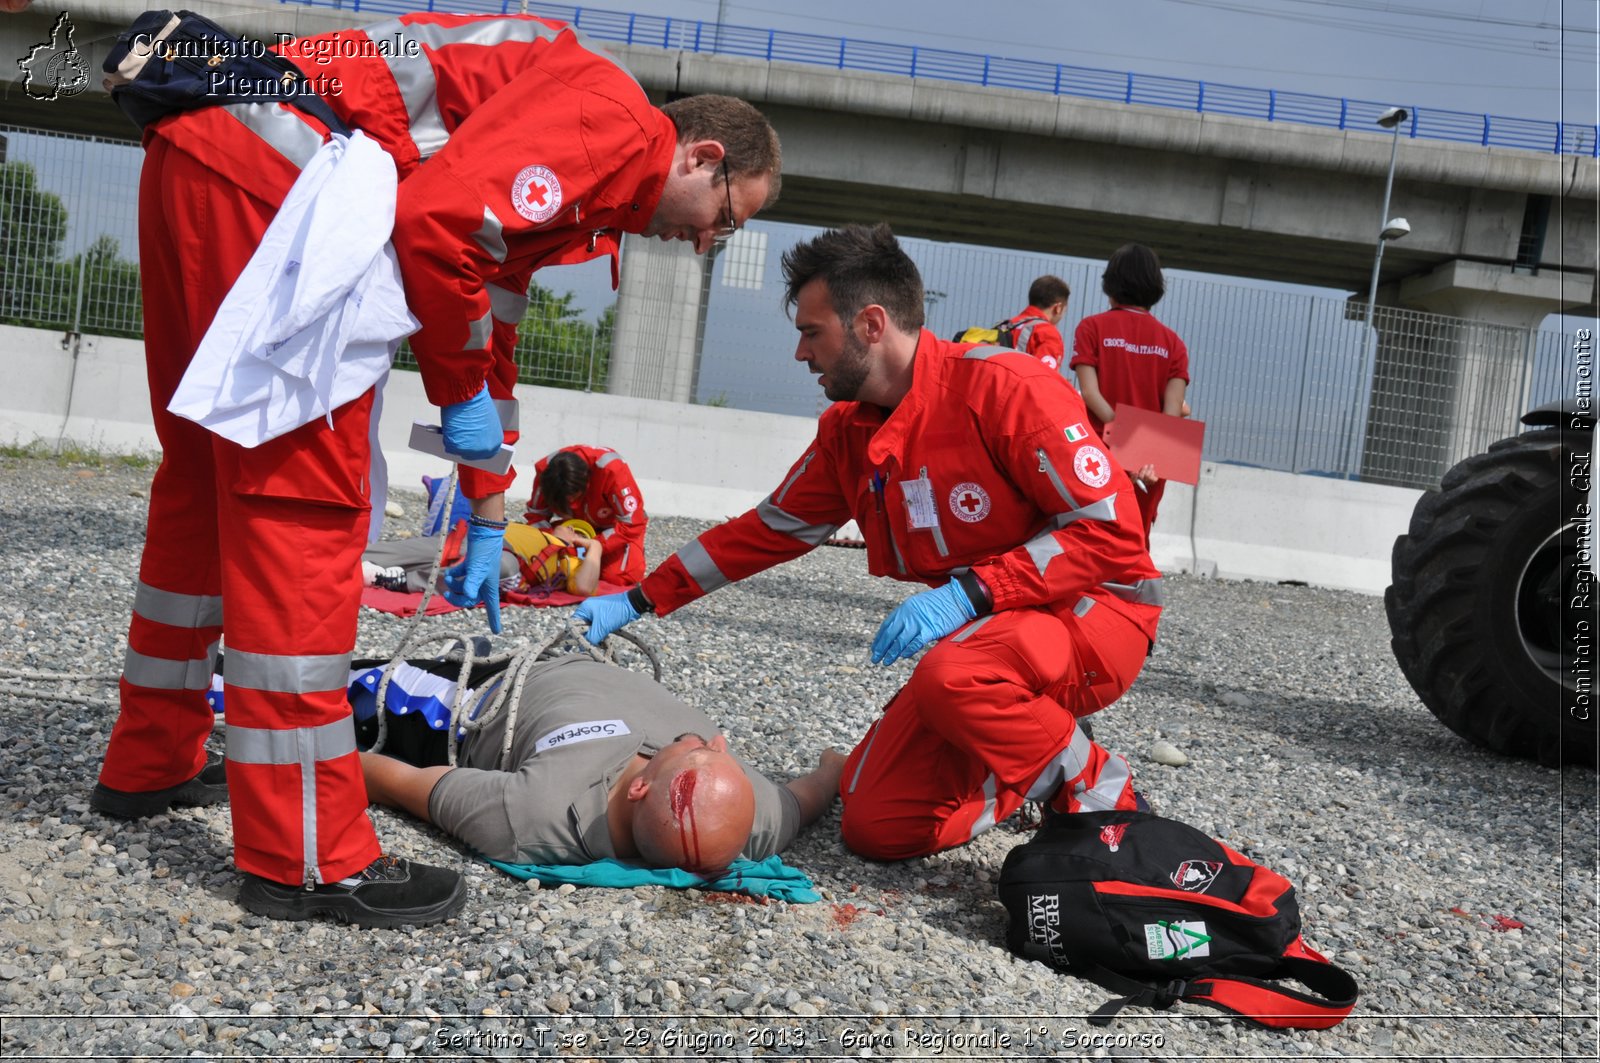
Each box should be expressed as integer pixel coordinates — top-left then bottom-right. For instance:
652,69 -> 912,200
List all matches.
591,0 -> 1599,124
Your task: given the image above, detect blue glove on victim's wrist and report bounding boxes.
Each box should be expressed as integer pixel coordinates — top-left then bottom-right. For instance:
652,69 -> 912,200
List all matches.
440,385 -> 502,461
574,591 -> 641,645
870,580 -> 977,666
442,516 -> 505,634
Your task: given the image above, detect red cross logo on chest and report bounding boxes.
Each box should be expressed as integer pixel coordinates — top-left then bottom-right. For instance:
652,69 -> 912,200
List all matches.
947,481 -> 990,523
957,491 -> 983,514
523,177 -> 549,207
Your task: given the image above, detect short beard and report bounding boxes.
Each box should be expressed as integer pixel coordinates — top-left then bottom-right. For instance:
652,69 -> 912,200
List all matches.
823,329 -> 872,402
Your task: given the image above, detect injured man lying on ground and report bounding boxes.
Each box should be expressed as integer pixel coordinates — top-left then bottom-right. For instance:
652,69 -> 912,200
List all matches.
357,655 -> 845,875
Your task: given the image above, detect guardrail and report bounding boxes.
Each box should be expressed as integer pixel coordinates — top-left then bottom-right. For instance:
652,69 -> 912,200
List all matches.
278,0 -> 1597,157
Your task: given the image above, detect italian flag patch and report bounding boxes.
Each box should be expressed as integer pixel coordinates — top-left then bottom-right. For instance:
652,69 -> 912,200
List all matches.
1064,423 -> 1088,443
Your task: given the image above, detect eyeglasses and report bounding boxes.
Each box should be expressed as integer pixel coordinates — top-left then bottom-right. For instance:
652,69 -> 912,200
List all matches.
711,159 -> 738,246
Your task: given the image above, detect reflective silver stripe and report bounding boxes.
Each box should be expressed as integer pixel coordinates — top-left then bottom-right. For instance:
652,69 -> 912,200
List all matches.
1037,447 -> 1076,506
613,502 -> 635,526
968,773 -> 1000,839
493,398 -> 519,432
221,103 -> 324,167
1024,723 -> 1095,801
1075,751 -> 1133,812
1025,534 -> 1065,577
962,345 -> 1009,360
1101,578 -> 1166,607
756,499 -> 837,547
465,311 -> 493,352
487,285 -> 530,325
774,450 -> 819,506
472,207 -> 509,265
226,648 -> 350,695
227,717 -> 359,883
951,614 -> 997,643
677,540 -> 730,595
226,718 -> 358,765
846,721 -> 881,795
600,527 -> 617,539
371,17 -> 566,159
886,531 -> 908,576
133,582 -> 223,629
618,544 -> 632,573
1073,596 -> 1096,618
920,467 -> 948,557
595,451 -> 620,468
1049,494 -> 1118,529
122,645 -> 215,691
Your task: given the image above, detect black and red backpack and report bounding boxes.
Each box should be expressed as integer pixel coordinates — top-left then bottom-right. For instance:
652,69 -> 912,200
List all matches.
998,810 -> 1358,1029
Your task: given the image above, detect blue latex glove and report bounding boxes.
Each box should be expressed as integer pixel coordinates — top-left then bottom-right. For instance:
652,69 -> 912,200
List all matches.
439,385 -> 502,461
442,517 -> 504,634
870,581 -> 977,665
574,591 -> 640,645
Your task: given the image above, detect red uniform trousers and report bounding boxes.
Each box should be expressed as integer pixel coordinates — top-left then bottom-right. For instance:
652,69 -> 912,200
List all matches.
98,135 -> 381,886
1136,478 -> 1167,538
838,596 -> 1149,861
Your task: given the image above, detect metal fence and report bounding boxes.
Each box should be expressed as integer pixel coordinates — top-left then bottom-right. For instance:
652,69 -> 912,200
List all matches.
0,123 -> 1583,493
278,0 -> 1599,157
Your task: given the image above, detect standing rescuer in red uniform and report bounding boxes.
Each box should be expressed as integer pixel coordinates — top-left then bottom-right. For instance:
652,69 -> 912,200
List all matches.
90,11 -> 782,927
1004,274 -> 1071,371
577,224 -> 1161,860
1070,243 -> 1191,537
523,445 -> 650,587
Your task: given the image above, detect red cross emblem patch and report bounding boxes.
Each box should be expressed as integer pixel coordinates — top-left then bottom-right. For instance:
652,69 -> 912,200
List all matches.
511,163 -> 562,223
947,481 -> 991,523
1074,445 -> 1112,488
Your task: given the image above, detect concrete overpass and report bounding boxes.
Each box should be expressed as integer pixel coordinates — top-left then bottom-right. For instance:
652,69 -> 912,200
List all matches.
4,0 -> 1594,309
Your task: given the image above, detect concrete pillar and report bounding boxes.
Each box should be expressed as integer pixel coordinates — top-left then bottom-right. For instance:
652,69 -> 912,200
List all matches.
1354,260 -> 1595,486
606,236 -> 708,403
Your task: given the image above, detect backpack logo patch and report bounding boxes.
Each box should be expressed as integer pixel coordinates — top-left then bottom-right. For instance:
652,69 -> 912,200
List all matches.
1099,823 -> 1128,852
1145,919 -> 1212,961
1171,860 -> 1224,893
1027,892 -> 1068,964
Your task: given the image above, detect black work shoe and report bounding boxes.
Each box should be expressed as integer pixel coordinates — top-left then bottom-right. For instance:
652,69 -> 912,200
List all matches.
90,754 -> 228,819
237,855 -> 467,929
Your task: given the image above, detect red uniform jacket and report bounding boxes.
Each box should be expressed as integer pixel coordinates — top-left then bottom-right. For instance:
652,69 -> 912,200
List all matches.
1007,305 -> 1066,371
640,332 -> 1163,639
524,445 -> 649,585
1070,307 -> 1191,436
151,12 -> 677,497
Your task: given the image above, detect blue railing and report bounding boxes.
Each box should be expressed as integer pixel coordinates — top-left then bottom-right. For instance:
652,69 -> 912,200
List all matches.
278,0 -> 1598,157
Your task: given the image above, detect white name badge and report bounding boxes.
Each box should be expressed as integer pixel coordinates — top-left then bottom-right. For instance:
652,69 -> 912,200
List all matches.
900,477 -> 940,530
535,719 -> 631,753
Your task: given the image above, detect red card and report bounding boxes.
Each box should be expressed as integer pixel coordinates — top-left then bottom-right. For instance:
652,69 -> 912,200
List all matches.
1102,404 -> 1206,485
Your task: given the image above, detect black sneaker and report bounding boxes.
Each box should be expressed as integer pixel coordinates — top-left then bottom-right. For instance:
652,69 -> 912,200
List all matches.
90,754 -> 228,819
237,855 -> 467,928
374,567 -> 409,593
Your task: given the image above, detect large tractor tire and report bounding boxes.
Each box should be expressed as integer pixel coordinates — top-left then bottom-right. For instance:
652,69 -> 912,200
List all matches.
1386,426 -> 1595,768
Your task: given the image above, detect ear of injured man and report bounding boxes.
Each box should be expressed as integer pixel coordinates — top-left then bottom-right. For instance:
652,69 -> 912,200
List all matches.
359,656 -> 843,872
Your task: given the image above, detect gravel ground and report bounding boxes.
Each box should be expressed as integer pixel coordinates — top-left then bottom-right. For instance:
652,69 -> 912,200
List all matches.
0,453 -> 1594,1061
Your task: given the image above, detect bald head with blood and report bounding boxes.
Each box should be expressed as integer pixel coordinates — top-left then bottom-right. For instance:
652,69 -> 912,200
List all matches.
626,734 -> 755,875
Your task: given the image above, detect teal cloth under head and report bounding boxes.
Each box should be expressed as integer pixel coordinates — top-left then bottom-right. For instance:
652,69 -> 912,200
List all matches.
482,854 -> 820,903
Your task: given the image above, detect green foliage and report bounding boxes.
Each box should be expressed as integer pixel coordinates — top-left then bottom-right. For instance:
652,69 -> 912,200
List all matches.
0,161 -> 71,328
513,282 -> 613,391
0,163 -> 143,336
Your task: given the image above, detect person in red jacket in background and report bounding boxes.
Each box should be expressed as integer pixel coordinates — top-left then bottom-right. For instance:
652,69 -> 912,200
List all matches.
576,224 -> 1161,862
90,10 -> 782,928
524,446 -> 649,586
1071,244 -> 1191,537
1004,274 -> 1071,371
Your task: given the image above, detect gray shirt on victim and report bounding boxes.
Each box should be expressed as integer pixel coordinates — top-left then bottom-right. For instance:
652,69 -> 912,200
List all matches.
427,655 -> 801,864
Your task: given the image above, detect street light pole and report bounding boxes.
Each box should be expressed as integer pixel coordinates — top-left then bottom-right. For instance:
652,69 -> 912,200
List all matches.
1349,106 -> 1410,479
